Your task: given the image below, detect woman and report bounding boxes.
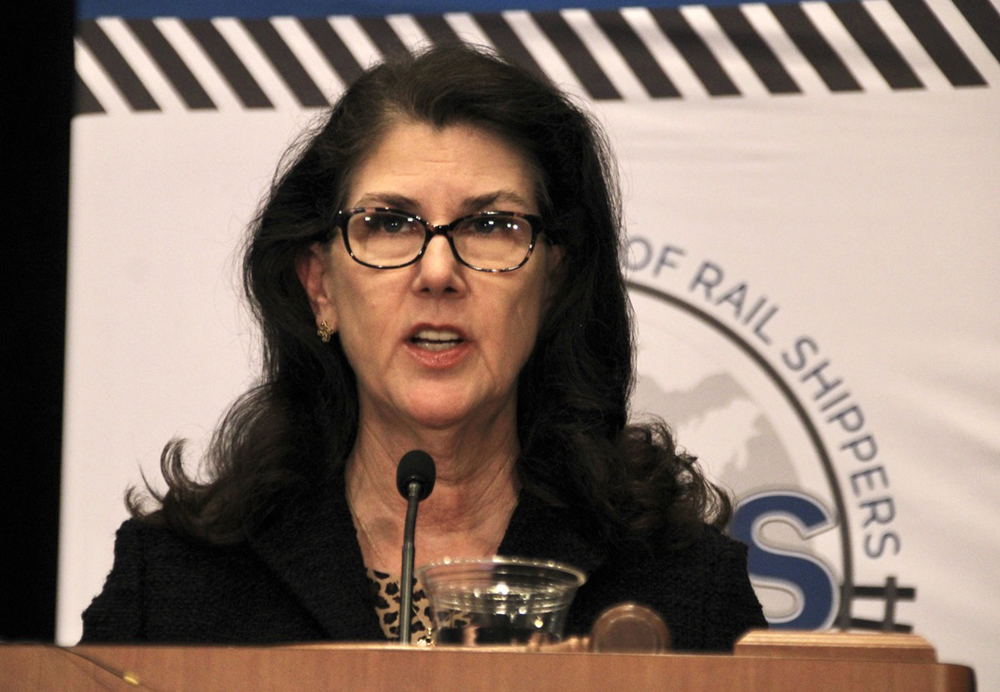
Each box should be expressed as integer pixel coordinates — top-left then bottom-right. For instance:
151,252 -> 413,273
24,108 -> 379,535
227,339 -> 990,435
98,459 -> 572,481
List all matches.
82,44 -> 766,649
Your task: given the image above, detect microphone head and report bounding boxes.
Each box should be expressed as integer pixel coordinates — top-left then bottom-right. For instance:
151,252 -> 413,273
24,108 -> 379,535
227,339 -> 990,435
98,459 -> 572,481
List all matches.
396,450 -> 436,501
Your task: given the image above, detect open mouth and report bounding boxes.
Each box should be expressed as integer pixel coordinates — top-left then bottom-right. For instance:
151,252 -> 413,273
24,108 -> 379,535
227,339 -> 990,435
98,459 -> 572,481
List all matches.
410,328 -> 464,352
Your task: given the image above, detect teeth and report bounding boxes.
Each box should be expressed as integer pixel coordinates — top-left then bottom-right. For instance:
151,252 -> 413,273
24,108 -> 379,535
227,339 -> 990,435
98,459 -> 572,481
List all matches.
412,329 -> 463,351
417,341 -> 455,352
413,329 -> 461,342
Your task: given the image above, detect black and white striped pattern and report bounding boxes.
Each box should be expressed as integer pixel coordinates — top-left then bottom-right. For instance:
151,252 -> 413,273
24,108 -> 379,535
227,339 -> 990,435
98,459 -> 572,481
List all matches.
74,0 -> 1000,114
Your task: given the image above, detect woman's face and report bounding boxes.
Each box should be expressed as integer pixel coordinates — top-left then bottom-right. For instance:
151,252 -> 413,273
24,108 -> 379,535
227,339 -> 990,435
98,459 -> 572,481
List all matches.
301,121 -> 560,435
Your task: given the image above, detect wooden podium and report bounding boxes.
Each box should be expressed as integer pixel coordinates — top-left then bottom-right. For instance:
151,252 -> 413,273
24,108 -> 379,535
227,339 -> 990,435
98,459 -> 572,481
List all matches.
0,632 -> 974,691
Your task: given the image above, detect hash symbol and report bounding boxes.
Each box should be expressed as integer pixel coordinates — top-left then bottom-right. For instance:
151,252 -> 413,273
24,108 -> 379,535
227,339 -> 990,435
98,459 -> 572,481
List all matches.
840,576 -> 916,632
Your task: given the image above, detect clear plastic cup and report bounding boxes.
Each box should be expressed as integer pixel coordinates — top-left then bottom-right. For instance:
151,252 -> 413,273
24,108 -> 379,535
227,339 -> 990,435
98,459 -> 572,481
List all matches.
416,556 -> 586,646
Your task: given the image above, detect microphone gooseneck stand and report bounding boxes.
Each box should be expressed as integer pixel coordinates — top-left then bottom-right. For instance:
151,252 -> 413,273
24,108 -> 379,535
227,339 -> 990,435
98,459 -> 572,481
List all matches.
395,450 -> 436,645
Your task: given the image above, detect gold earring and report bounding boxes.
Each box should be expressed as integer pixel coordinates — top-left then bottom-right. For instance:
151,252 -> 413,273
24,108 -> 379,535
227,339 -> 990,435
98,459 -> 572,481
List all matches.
317,320 -> 334,343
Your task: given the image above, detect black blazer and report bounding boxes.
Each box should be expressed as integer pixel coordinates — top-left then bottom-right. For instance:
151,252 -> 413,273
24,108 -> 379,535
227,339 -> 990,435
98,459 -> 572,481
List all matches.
82,472 -> 766,650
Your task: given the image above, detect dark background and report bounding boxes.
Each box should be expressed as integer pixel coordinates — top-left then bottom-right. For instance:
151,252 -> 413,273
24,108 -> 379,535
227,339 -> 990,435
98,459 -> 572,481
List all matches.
2,0 -> 75,640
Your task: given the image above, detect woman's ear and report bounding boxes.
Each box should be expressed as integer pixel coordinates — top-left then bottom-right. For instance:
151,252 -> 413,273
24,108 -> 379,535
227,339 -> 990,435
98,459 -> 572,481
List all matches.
543,243 -> 565,306
296,243 -> 339,332
546,243 -> 564,273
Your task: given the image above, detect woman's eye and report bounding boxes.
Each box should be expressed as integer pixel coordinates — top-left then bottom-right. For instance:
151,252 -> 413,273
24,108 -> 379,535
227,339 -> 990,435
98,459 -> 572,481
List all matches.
381,217 -> 403,233
472,215 -> 522,234
471,217 -> 497,233
366,214 -> 412,234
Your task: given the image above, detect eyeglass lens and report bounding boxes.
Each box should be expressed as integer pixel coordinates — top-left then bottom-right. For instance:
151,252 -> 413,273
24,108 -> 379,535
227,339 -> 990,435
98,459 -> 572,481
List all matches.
344,210 -> 534,270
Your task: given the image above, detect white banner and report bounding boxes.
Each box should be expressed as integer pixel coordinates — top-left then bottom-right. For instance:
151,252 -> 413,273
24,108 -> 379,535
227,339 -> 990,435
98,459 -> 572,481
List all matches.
62,2 -> 999,687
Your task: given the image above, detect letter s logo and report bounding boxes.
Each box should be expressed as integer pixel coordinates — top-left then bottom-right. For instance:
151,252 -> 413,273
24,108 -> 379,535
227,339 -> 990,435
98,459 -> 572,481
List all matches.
731,492 -> 839,630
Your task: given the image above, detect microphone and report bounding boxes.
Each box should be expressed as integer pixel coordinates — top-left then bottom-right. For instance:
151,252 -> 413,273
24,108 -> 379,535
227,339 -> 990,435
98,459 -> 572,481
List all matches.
396,449 -> 436,501
396,450 -> 436,644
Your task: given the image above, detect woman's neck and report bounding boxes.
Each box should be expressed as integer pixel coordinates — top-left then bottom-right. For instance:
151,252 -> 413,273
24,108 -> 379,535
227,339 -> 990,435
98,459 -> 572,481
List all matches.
345,419 -> 521,574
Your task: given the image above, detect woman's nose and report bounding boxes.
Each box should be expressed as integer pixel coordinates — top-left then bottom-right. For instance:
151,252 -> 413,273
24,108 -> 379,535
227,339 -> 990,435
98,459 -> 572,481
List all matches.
414,234 -> 465,295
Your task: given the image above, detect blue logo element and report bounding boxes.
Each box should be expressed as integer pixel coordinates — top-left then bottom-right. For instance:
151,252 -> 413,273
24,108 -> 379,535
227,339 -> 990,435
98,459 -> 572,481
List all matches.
732,491 -> 839,630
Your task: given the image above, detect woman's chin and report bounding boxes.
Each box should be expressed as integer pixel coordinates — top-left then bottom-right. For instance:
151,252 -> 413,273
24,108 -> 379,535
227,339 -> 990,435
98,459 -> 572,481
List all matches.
396,392 -> 511,435
404,405 -> 479,432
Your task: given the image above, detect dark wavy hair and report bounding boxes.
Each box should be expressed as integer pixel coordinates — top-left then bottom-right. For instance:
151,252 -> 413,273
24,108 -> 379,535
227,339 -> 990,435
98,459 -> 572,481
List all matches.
131,43 -> 731,547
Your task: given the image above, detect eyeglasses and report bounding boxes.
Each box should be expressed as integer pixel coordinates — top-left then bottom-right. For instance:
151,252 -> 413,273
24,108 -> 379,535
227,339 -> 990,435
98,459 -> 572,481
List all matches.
331,207 -> 542,272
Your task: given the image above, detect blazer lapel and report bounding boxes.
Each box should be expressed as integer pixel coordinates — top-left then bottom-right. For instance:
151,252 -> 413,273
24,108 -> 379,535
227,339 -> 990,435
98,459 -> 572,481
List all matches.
499,491 -> 607,577
247,472 -> 383,641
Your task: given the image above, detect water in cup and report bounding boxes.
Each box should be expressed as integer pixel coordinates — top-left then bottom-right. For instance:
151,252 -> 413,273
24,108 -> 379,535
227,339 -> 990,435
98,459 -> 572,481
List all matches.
417,556 -> 586,646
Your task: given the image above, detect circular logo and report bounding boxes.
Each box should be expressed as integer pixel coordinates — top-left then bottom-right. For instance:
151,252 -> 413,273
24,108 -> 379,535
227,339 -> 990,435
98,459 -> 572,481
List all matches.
627,259 -> 913,633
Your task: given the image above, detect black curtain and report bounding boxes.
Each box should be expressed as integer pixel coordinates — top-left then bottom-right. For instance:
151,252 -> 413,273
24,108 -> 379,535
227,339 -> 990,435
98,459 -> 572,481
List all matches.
1,0 -> 74,640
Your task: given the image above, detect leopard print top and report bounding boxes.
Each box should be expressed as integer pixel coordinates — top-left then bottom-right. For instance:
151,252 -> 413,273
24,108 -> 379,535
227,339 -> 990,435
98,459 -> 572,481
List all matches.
365,568 -> 434,644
